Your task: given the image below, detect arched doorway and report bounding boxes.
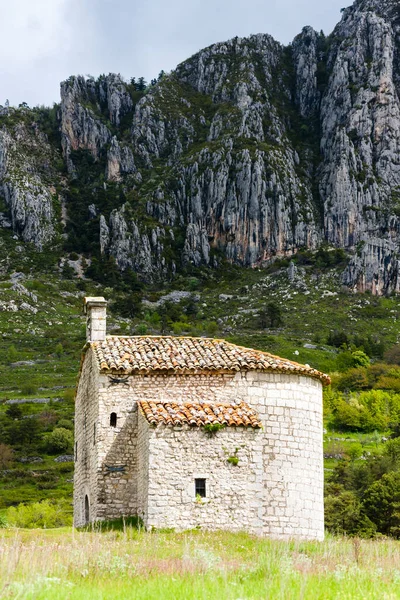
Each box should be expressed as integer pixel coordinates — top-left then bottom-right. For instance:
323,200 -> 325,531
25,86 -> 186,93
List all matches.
84,495 -> 90,524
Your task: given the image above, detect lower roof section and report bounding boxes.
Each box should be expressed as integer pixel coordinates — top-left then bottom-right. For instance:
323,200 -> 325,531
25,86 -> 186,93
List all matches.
138,400 -> 263,428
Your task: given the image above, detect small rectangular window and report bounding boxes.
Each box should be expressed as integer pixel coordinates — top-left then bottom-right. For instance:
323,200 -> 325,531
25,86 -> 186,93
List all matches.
195,478 -> 206,498
93,423 -> 96,445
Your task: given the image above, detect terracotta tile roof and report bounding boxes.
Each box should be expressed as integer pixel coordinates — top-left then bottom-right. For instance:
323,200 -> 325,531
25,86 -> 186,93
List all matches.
89,336 -> 330,385
139,400 -> 262,428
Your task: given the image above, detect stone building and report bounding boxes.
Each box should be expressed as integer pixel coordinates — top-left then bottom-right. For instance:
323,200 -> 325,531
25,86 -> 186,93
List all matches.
74,297 -> 330,540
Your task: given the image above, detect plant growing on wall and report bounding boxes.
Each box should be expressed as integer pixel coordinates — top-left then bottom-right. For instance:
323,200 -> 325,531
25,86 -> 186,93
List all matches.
203,423 -> 225,436
227,447 -> 240,466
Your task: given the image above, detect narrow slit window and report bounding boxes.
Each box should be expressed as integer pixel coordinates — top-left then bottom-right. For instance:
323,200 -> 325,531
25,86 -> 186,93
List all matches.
195,478 -> 206,498
110,412 -> 117,427
93,423 -> 96,445
85,495 -> 90,523
75,441 -> 77,461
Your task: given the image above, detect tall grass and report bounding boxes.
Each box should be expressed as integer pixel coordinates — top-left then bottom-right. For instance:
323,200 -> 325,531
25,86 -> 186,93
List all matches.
1,528 -> 400,599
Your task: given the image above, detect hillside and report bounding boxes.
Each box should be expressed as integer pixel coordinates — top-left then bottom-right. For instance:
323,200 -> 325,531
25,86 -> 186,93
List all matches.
1,252 -> 400,536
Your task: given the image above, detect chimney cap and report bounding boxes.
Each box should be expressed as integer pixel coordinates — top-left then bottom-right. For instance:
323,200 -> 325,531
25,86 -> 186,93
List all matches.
83,297 -> 107,314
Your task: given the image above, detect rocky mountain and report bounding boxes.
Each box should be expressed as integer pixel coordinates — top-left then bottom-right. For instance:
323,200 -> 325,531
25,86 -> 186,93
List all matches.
1,0 -> 400,293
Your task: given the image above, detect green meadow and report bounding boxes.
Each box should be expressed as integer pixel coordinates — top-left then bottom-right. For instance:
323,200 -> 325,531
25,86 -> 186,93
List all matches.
1,528 -> 400,600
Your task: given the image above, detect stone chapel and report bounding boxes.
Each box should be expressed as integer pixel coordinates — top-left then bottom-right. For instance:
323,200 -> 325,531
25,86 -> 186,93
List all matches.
74,297 -> 330,540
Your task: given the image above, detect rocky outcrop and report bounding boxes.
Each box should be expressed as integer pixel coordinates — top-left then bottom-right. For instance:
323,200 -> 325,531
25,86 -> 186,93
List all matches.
101,205 -> 170,280
0,122 -> 55,248
318,0 -> 400,292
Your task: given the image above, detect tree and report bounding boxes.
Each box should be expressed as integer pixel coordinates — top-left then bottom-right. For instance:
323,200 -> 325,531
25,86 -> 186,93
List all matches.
136,77 -> 147,91
363,472 -> 400,537
5,405 -> 23,420
325,488 -> 376,537
261,302 -> 283,329
46,427 -> 74,453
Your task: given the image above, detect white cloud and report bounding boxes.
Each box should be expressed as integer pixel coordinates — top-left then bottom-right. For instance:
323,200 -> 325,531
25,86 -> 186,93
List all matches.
0,0 -> 347,107
0,0 -> 70,64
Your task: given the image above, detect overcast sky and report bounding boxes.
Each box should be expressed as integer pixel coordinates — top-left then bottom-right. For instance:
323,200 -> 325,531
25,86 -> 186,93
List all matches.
0,0 -> 347,108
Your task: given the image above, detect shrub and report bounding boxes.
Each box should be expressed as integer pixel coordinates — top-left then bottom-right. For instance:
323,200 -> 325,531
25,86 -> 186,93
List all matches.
5,499 -> 72,528
327,331 -> 349,348
384,345 -> 400,365
57,418 -> 74,431
5,405 -> 23,420
172,322 -> 184,335
335,368 -> 369,391
337,350 -> 370,372
328,389 -> 400,432
63,389 -> 76,404
0,443 -> 13,469
20,382 -> 38,396
46,428 -> 73,453
205,321 -> 218,336
384,438 -> 400,464
6,345 -> 18,363
347,443 -> 363,462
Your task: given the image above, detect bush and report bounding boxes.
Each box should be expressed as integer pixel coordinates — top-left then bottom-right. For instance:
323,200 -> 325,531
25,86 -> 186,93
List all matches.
63,389 -> 76,404
57,418 -> 74,431
6,345 -> 18,363
20,382 -> 38,396
0,443 -> 13,468
205,321 -> 218,336
384,345 -> 400,365
336,350 -> 370,372
136,323 -> 148,335
5,499 -> 72,528
328,389 -> 400,432
335,368 -> 369,391
46,428 -> 73,453
347,443 -> 363,461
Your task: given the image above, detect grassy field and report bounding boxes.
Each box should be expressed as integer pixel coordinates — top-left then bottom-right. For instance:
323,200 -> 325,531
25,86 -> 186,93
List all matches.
1,528 -> 400,599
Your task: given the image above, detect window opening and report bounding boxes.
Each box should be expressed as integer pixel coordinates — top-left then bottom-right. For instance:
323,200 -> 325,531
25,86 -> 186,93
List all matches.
110,412 -> 117,427
75,442 -> 77,461
195,478 -> 206,498
85,495 -> 90,523
93,423 -> 96,445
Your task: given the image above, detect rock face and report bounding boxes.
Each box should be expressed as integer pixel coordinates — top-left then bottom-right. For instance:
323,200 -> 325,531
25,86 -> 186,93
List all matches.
0,120 -> 56,248
2,0 -> 400,292
319,0 -> 400,293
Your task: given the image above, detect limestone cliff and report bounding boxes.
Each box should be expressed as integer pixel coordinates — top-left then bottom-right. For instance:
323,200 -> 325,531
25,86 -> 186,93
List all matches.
1,0 -> 400,292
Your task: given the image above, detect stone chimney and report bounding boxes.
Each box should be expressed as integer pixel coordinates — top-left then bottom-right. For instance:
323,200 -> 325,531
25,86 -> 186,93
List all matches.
84,297 -> 107,342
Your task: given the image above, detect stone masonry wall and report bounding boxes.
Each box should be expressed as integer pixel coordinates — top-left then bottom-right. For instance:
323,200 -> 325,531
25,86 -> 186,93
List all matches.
73,349 -> 100,527
141,413 -> 264,534
137,410 -> 150,520
233,372 -> 324,540
92,372 -> 238,521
